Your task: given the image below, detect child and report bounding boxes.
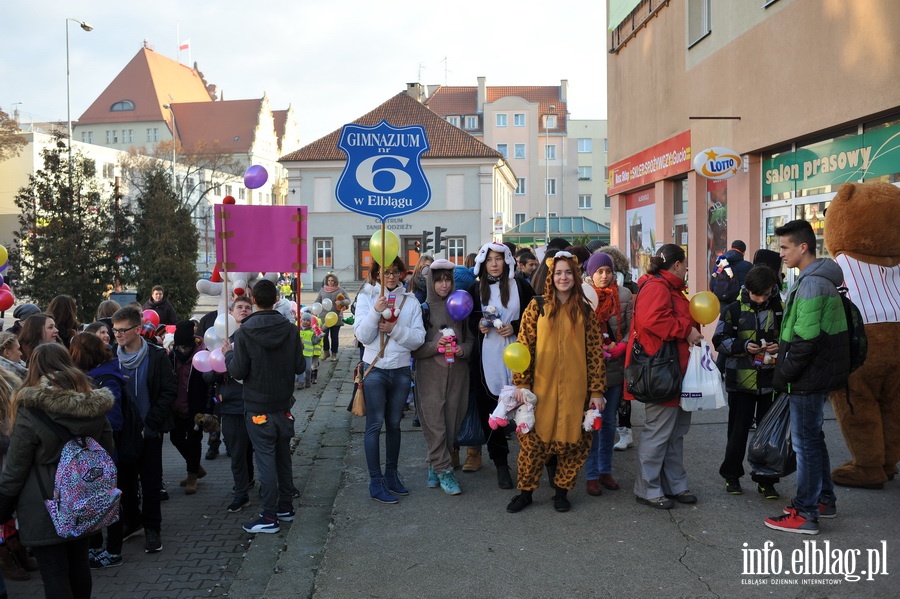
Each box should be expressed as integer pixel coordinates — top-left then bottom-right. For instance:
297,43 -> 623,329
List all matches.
297,313 -> 323,389
713,265 -> 784,498
310,316 -> 324,384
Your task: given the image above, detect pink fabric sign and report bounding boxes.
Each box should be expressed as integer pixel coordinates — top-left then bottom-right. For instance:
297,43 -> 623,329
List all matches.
214,205 -> 308,272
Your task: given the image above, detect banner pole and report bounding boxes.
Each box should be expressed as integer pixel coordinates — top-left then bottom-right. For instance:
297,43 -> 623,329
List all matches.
296,207 -> 302,333
219,208 -> 230,338
380,221 -> 386,299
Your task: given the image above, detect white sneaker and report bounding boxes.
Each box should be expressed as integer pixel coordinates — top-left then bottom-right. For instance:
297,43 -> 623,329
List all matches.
614,427 -> 633,451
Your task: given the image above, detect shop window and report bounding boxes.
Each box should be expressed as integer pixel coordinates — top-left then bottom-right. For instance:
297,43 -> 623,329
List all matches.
674,178 -> 688,215
795,202 -> 830,258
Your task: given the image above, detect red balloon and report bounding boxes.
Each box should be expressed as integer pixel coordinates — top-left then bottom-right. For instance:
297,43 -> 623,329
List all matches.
143,309 -> 160,327
0,291 -> 13,312
0,284 -> 9,292
223,195 -> 236,205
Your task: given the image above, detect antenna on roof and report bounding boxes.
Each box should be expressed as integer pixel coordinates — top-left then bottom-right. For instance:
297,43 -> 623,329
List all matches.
417,63 -> 425,83
440,56 -> 450,85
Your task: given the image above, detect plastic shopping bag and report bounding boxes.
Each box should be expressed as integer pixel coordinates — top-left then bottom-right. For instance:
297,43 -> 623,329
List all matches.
455,389 -> 486,447
680,340 -> 726,411
748,393 -> 796,477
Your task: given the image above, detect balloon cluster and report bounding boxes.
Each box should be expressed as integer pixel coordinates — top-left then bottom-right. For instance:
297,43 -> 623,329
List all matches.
0,245 -> 14,311
193,313 -> 237,374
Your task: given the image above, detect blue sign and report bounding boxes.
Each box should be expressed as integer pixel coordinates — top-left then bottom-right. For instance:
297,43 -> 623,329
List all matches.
336,120 -> 431,222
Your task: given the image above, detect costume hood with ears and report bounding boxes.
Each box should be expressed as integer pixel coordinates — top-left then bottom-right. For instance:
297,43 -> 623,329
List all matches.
196,265 -> 279,314
825,181 -> 900,268
473,242 -> 516,278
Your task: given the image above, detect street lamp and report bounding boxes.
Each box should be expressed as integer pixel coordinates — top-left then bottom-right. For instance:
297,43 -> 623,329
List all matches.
163,103 -> 178,189
545,104 -> 556,245
66,18 -> 93,186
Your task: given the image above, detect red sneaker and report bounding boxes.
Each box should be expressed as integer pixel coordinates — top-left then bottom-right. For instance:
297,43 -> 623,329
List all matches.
782,503 -> 836,519
765,509 -> 819,535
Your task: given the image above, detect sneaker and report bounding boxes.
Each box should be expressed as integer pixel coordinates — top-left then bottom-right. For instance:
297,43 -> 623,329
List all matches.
369,478 -> 399,504
276,508 -> 295,522
613,427 -> 633,451
243,515 -> 280,534
160,486 -> 169,501
437,469 -> 462,495
665,490 -> 698,504
144,529 -> 163,553
122,522 -> 143,541
205,446 -> 219,460
757,483 -> 780,499
89,550 -> 123,569
227,496 -> 251,513
88,547 -> 102,560
384,471 -> 410,496
427,467 -> 440,489
636,495 -> 674,509
765,509 -> 819,535
783,503 -> 837,519
725,479 -> 743,495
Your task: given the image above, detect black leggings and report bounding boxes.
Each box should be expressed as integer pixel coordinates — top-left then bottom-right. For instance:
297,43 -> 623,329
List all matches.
322,325 -> 340,354
31,537 -> 92,599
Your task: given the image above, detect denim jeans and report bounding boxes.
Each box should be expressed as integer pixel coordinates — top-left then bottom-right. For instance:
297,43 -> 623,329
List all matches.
788,393 -> 836,519
363,365 -> 411,478
245,410 -> 295,518
585,385 -> 623,478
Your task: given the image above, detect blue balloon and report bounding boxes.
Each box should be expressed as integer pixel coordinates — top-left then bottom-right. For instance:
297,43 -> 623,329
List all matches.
243,165 -> 268,190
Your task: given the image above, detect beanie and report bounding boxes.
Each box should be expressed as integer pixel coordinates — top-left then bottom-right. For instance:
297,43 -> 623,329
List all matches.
584,252 -> 615,277
173,320 -> 195,347
13,303 -> 41,321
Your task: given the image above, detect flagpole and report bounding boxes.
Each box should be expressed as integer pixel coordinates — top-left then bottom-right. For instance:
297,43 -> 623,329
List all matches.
380,222 -> 386,299
220,208 -> 231,338
296,207 -> 302,334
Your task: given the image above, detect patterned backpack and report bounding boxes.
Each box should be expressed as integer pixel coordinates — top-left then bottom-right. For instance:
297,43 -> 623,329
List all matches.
28,408 -> 122,538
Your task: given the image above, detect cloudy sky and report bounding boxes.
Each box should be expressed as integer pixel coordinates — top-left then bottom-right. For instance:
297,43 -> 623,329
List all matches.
3,0 -> 608,147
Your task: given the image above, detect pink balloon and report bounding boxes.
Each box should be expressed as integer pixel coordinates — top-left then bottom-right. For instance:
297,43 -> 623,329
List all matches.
209,348 -> 227,373
143,309 -> 160,327
243,165 -> 268,190
192,350 -> 212,373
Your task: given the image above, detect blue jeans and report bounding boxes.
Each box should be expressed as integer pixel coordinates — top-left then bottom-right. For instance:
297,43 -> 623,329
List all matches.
363,365 -> 411,479
788,393 -> 836,519
585,385 -> 623,479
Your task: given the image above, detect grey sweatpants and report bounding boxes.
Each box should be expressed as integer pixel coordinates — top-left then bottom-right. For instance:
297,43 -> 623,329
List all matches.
633,403 -> 692,500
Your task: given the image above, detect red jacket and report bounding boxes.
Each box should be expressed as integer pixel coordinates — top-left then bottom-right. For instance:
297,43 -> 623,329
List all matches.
624,270 -> 697,406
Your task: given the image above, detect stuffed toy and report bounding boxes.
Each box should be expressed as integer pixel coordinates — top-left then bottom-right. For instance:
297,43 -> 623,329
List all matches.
193,413 -> 221,435
582,407 -> 602,431
824,181 -> 900,489
489,385 -> 519,429
437,327 -> 457,364
480,306 -> 504,330
196,266 -> 278,314
514,388 -> 538,434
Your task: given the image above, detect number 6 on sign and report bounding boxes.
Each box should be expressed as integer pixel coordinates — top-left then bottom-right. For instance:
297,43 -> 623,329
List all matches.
356,155 -> 411,194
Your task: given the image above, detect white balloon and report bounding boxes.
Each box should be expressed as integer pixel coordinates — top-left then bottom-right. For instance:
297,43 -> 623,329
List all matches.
204,327 -> 224,351
214,313 -> 238,338
582,283 -> 599,311
311,302 -> 323,315
321,298 -> 333,311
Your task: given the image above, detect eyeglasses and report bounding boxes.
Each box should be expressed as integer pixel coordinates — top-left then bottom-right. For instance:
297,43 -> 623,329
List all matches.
112,325 -> 139,335
383,269 -> 401,277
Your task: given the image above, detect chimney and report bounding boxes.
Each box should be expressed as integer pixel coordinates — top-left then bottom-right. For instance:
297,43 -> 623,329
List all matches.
477,76 -> 486,114
560,79 -> 568,103
406,82 -> 425,102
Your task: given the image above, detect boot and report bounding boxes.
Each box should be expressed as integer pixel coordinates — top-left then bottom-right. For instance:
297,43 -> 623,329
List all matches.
450,449 -> 460,470
496,464 -> 514,489
614,427 -> 633,451
462,448 -> 482,472
185,473 -> 199,495
0,544 -> 30,581
322,351 -> 330,361
179,465 -> 207,486
312,369 -> 318,384
7,536 -> 38,571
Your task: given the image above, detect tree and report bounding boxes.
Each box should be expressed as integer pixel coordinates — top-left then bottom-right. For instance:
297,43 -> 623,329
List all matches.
0,106 -> 27,162
11,134 -> 133,322
131,164 -> 199,319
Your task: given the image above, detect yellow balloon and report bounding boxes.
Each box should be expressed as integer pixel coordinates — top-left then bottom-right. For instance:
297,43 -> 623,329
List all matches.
690,291 -> 721,325
370,230 -> 400,267
0,245 -> 7,266
503,342 -> 532,374
324,312 -> 339,328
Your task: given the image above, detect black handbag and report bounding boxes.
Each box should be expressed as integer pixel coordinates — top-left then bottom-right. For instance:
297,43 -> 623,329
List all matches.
625,337 -> 683,403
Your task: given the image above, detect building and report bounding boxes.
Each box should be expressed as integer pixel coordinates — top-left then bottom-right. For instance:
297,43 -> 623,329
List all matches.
279,85 -> 516,286
606,0 -> 900,288
569,118 -> 611,227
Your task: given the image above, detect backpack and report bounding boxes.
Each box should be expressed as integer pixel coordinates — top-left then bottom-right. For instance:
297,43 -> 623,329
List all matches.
838,286 -> 867,374
27,408 -> 122,538
710,270 -> 740,305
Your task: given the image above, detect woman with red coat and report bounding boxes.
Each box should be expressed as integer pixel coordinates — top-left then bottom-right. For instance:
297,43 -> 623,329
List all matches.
626,244 -> 702,509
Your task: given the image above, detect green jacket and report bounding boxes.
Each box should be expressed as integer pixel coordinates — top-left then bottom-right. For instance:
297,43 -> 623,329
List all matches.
773,258 -> 850,395
713,290 -> 783,395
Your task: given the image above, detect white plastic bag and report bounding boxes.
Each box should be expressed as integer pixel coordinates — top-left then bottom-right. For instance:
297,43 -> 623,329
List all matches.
680,340 -> 726,411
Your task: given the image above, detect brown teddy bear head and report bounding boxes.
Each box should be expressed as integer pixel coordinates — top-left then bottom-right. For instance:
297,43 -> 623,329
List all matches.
825,182 -> 900,267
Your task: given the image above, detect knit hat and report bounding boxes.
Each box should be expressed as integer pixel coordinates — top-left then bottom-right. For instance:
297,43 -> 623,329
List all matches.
585,239 -> 605,253
584,252 -> 615,277
13,303 -> 42,321
731,240 -> 747,253
173,320 -> 195,347
753,249 -> 782,274
300,312 -> 312,323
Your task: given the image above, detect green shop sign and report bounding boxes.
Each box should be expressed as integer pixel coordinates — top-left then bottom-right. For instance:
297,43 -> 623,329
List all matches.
763,122 -> 900,197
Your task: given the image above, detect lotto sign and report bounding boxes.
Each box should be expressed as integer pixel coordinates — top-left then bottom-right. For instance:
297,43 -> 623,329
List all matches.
693,147 -> 742,180
336,120 -> 431,221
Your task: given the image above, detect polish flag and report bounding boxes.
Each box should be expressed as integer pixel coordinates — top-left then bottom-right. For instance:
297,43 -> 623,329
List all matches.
179,39 -> 190,51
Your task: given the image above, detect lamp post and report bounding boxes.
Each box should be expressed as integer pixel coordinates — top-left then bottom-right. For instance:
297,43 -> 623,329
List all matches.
162,103 -> 178,191
66,18 -> 93,187
544,104 -> 556,245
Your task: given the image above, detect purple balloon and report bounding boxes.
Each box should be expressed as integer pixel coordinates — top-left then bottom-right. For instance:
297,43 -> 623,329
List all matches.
446,290 -> 474,321
243,165 -> 268,190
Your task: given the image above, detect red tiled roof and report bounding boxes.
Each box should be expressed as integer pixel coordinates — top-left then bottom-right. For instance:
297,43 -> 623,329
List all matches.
422,86 -> 477,117
272,109 -> 288,146
279,92 -> 502,162
78,47 -> 212,126
425,84 -> 567,132
170,99 -> 262,153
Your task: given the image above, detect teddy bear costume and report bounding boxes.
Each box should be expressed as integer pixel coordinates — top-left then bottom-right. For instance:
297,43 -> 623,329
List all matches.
824,181 -> 900,488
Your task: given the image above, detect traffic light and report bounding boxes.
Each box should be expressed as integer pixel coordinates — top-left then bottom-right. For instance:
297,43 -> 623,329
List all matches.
414,240 -> 421,254
435,226 -> 448,254
422,229 -> 433,253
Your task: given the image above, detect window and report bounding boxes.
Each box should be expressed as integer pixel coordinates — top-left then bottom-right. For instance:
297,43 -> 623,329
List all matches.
549,212 -> 558,218
605,196 -> 611,208
578,138 -> 592,153
514,113 -> 525,127
239,188 -> 246,200
604,138 -> 608,152
105,130 -> 111,144
146,128 -> 159,142
516,178 -> 526,195
514,144 -> 526,159
545,115 -> 557,129
546,178 -> 557,195
224,184 -> 233,197
514,213 -> 526,227
496,113 -> 508,127
464,115 -> 478,130
447,238 -> 466,265
123,129 -> 134,144
688,0 -> 711,47
447,116 -> 460,127
546,144 -> 556,160
578,166 -> 592,181
110,100 -> 135,112
111,130 -> 118,144
315,238 -> 333,268
81,131 -> 94,143
102,163 -> 115,178
497,144 -> 508,158
579,194 -> 592,209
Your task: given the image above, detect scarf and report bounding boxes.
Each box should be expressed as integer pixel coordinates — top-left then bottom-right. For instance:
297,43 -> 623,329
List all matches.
323,284 -> 339,294
118,338 -> 153,429
593,283 -> 622,340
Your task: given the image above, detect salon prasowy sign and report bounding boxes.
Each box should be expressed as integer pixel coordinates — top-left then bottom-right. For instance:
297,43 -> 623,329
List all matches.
336,120 -> 431,221
693,147 -> 742,180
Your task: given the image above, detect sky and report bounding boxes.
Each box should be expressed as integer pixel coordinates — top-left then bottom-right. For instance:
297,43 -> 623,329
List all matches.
2,1 -> 608,147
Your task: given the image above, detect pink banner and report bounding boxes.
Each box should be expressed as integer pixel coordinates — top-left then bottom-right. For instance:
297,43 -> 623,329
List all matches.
214,205 -> 308,273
